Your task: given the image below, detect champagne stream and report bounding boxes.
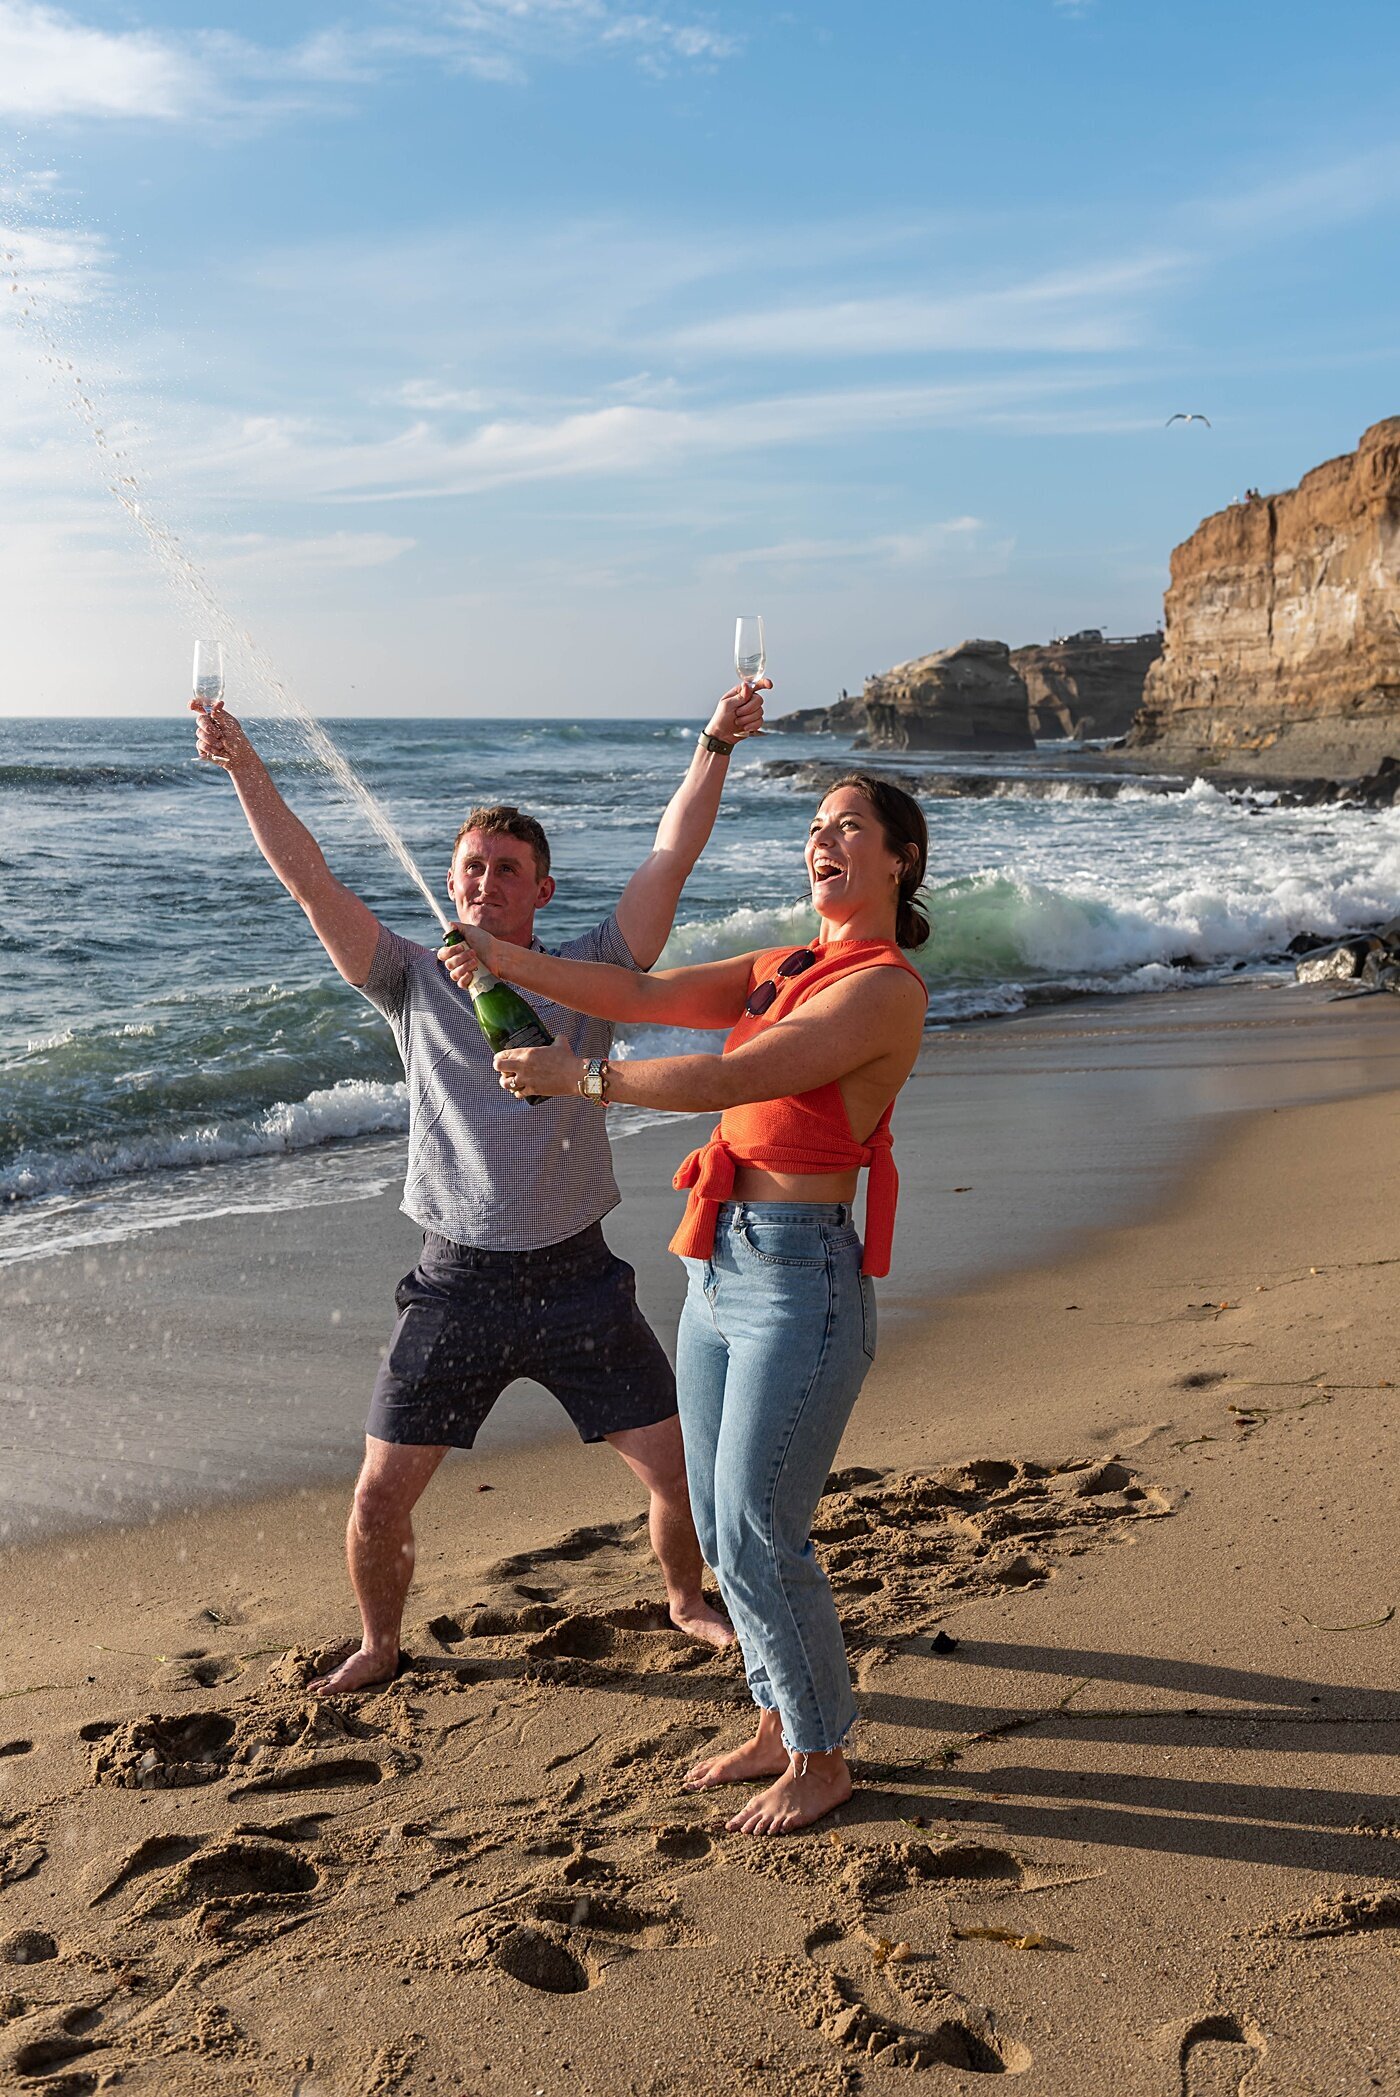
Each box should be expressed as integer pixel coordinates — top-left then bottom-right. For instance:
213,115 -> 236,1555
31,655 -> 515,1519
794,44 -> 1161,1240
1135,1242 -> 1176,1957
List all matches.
2,241 -> 451,934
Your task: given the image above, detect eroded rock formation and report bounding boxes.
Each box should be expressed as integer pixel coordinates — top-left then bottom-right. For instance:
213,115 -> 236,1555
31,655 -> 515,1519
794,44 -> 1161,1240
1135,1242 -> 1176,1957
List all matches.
1012,632 -> 1162,739
1131,418 -> 1400,776
774,640 -> 1032,752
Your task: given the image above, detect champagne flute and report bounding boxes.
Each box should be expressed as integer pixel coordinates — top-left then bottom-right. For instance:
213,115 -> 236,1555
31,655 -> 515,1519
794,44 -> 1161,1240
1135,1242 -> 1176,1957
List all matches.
734,614 -> 768,735
193,639 -> 225,712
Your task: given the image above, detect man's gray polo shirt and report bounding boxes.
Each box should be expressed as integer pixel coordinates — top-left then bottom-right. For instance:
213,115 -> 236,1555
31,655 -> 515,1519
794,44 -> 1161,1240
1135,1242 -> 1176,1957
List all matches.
358,914 -> 639,1251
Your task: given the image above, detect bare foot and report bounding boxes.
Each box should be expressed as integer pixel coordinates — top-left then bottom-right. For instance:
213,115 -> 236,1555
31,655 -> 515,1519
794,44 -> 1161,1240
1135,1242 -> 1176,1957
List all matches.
310,1643 -> 400,1697
684,1724 -> 789,1791
668,1594 -> 735,1649
726,1751 -> 853,1837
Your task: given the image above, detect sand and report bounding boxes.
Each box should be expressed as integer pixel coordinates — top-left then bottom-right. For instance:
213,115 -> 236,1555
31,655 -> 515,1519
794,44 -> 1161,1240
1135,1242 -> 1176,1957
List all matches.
1,990 -> 1399,2093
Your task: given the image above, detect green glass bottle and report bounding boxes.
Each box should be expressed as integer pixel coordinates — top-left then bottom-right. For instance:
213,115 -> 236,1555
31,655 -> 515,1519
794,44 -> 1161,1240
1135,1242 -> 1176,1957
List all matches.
443,928 -> 552,1105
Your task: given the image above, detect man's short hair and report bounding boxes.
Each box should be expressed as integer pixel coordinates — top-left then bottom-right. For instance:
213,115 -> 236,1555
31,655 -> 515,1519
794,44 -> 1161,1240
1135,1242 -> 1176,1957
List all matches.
452,805 -> 551,879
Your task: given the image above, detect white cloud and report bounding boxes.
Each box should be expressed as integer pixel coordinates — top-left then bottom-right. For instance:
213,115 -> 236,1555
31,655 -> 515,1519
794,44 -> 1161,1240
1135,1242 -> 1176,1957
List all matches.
211,529 -> 417,572
701,519 -> 1004,575
159,372 -> 1115,505
667,254 -> 1183,360
393,378 -> 495,413
0,0 -> 740,126
0,3 -> 204,120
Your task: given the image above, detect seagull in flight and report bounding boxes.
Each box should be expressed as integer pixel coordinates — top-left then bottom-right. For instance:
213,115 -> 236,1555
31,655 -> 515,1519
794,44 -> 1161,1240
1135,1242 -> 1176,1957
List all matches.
1165,412 -> 1211,427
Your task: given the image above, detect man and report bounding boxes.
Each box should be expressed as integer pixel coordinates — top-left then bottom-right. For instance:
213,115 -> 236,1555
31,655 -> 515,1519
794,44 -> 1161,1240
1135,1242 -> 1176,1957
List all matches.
192,682 -> 765,1692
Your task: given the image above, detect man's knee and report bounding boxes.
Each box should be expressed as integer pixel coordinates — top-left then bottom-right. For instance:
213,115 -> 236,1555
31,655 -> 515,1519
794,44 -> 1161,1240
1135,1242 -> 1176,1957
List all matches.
607,1413 -> 687,1496
352,1453 -> 433,1534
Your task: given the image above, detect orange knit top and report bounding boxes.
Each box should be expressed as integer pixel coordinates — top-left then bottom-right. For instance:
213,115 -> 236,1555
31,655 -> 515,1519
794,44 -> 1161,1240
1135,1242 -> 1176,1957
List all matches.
668,939 -> 927,1279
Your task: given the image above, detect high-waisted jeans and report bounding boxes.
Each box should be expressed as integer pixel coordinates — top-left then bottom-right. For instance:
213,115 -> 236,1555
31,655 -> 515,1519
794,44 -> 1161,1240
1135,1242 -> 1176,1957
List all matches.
676,1201 -> 876,1756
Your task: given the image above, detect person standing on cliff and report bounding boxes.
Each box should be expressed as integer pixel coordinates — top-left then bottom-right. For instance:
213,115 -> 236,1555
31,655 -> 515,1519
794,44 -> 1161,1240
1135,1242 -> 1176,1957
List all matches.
191,682 -> 767,1692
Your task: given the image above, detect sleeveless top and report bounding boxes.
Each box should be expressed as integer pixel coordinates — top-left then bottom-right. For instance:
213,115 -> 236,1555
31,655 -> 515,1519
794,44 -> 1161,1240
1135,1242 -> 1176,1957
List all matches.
668,939 -> 928,1278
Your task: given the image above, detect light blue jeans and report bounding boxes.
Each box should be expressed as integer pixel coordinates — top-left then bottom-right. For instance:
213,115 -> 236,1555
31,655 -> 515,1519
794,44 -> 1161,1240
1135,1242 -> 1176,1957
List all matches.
677,1201 -> 877,1756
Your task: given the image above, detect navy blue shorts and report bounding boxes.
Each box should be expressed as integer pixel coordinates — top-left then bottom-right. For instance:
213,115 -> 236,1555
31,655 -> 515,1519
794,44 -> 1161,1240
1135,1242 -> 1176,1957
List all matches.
366,1223 -> 678,1448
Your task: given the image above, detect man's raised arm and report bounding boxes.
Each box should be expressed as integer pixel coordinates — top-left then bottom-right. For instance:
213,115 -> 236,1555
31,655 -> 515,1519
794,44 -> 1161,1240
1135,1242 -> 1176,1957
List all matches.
191,700 -> 381,987
614,679 -> 769,969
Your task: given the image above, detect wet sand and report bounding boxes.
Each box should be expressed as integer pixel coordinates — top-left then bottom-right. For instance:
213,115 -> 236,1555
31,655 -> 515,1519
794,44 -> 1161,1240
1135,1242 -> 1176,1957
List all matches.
3,979 -> 1400,1542
1,982 -> 1398,2093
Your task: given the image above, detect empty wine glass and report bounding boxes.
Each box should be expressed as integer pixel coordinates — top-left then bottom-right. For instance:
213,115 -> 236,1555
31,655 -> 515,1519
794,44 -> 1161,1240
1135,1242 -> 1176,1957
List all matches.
193,639 -> 224,711
734,614 -> 768,735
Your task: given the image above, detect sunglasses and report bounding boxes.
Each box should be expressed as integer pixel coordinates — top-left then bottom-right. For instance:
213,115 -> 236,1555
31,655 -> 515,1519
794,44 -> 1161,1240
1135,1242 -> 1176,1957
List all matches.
745,947 -> 818,1017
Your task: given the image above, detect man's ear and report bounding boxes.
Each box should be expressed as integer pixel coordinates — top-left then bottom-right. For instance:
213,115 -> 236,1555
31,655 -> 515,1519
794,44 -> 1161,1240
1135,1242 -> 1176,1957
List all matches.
536,875 -> 557,910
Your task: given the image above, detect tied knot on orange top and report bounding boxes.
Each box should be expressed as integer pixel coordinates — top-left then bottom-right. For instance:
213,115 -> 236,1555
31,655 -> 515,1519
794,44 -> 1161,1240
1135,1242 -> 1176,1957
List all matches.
668,939 -> 927,1279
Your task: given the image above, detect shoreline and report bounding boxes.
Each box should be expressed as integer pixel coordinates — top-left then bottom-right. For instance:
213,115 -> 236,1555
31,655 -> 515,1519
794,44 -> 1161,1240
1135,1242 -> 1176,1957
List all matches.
1,1066 -> 1397,2092
3,976 -> 1400,1547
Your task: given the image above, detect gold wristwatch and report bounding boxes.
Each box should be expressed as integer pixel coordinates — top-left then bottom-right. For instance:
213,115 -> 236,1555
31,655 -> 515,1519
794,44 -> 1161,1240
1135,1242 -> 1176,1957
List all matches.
578,1057 -> 610,1105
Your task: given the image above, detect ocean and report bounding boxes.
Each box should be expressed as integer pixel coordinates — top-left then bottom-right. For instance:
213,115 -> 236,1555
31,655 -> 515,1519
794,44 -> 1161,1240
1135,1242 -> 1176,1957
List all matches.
4,712 -> 1399,1268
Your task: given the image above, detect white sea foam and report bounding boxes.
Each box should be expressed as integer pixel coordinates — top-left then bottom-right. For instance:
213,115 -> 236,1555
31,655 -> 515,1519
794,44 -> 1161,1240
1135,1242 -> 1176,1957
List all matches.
0,1078 -> 408,1203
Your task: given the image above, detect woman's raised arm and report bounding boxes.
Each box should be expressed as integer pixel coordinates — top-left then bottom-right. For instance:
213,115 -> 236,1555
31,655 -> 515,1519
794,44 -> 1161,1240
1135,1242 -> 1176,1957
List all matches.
439,927 -> 755,1032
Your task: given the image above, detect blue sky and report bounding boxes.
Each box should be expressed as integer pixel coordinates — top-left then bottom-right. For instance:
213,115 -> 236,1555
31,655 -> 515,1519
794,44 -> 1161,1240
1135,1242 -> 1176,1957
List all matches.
2,0 -> 1398,717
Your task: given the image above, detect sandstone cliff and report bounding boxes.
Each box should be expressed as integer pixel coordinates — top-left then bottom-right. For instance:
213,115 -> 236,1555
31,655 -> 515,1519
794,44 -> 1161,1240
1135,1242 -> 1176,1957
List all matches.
773,640 -> 1033,752
1131,417 -> 1400,776
858,639 -> 1033,753
1012,632 -> 1162,739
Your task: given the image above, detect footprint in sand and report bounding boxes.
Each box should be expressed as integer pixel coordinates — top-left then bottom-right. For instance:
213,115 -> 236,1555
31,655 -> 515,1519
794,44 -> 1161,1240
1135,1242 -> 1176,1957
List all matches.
0,1740 -> 32,1760
85,1831 -> 205,1907
809,1456 -> 1177,1645
1172,2013 -> 1267,2097
767,1953 -> 1031,2075
0,1929 -> 57,1964
229,1753 -> 384,1799
152,1652 -> 243,1692
134,1837 -> 319,1920
530,1890 -> 680,1945
89,1711 -> 236,1790
492,1923 -> 598,1994
652,1824 -> 713,1862
838,1839 -> 1027,1903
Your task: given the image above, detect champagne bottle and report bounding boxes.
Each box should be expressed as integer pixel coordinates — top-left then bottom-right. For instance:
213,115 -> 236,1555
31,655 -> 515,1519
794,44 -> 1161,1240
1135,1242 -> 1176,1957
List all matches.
443,929 -> 552,1105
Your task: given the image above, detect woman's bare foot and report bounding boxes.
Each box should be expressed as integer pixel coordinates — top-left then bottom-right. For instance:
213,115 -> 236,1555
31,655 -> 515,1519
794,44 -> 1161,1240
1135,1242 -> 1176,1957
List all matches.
684,1708 -> 788,1789
726,1749 -> 853,1837
668,1594 -> 735,1650
310,1642 -> 400,1697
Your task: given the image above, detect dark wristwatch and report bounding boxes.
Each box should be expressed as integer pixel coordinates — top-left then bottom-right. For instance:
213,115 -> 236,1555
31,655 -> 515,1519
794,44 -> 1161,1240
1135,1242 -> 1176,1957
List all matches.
699,729 -> 734,756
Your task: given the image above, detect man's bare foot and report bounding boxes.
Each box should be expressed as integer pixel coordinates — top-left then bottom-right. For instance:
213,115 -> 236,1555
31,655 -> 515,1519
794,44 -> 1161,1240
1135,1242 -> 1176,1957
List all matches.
668,1594 -> 735,1650
726,1750 -> 853,1837
684,1710 -> 788,1790
310,1643 -> 400,1697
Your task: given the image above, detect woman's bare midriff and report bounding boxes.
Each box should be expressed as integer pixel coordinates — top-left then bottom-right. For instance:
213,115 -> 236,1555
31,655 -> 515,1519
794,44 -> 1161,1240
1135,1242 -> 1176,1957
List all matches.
731,1165 -> 861,1204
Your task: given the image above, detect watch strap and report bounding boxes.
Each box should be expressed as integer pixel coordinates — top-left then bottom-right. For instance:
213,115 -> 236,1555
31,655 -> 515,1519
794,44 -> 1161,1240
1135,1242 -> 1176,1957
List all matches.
699,729 -> 734,756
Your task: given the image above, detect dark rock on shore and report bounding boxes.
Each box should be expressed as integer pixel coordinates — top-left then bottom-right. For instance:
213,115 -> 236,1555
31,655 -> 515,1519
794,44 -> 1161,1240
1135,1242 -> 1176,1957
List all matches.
1295,915 -> 1400,992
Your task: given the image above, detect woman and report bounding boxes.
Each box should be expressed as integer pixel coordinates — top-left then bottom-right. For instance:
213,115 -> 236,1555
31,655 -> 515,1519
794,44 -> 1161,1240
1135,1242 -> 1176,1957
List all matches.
440,775 -> 929,1834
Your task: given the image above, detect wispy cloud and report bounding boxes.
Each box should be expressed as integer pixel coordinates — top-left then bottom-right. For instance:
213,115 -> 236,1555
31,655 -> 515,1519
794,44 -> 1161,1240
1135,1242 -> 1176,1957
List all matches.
160,372 -> 1118,505
701,518 -> 1007,576
211,529 -> 417,573
666,254 -> 1183,360
0,0 -> 740,126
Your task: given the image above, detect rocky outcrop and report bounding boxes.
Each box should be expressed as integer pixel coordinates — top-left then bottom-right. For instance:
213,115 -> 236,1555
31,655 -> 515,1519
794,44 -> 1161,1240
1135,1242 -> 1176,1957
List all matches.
770,694 -> 866,736
1131,418 -> 1400,776
783,639 -> 1031,753
1012,632 -> 1162,739
857,640 -> 1032,752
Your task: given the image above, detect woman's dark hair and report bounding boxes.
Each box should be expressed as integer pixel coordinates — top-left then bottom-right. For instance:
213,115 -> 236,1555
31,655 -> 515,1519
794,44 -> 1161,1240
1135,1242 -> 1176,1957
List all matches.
823,773 -> 931,949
